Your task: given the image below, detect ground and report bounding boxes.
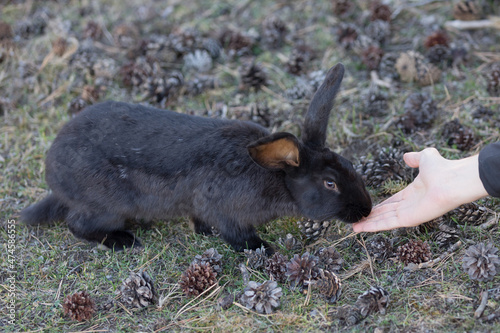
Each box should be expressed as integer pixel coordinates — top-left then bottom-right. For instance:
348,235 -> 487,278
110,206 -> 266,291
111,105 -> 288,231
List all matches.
1,0 -> 500,332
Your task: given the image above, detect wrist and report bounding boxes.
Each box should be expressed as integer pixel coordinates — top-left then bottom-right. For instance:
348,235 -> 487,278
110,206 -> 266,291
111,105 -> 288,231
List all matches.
448,154 -> 489,206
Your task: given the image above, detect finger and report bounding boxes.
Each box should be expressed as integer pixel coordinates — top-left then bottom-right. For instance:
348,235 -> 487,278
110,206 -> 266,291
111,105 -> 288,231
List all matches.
403,152 -> 421,168
352,200 -> 404,232
352,213 -> 401,232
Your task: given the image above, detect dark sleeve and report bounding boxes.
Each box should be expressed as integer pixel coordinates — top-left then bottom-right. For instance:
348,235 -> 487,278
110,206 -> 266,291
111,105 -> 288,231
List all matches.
478,142 -> 500,198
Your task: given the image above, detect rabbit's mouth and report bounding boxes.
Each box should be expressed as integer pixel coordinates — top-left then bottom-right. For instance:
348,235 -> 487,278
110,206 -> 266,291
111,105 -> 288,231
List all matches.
336,204 -> 372,223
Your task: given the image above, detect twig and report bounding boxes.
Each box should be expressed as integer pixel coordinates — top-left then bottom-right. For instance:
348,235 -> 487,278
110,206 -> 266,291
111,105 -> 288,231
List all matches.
303,278 -> 312,307
329,231 -> 357,248
357,236 -> 375,280
479,214 -> 499,230
233,301 -> 276,319
340,259 -> 370,280
157,283 -> 182,310
483,310 -> 500,322
136,246 -> 168,272
174,283 -> 221,320
370,70 -> 392,88
445,17 -> 500,30
37,82 -> 70,107
55,279 -> 64,301
404,240 -> 462,271
474,290 -> 489,319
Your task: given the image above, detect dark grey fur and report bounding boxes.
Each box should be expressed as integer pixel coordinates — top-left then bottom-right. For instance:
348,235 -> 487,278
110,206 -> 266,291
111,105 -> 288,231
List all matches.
21,63 -> 371,253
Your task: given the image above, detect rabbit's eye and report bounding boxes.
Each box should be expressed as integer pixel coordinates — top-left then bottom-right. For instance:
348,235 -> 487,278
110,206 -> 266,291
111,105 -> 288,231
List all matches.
324,180 -> 338,191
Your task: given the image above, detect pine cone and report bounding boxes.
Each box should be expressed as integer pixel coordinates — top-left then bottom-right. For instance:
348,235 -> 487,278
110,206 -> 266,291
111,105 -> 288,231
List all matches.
81,85 -> 101,103
452,202 -> 490,225
63,291 -> 96,321
337,23 -> 359,50
244,246 -> 268,270
316,246 -> 343,272
365,90 -> 389,117
180,262 -> 218,297
415,62 -> 441,86
193,248 -> 223,274
472,104 -> 494,122
93,58 -> 117,82
143,71 -> 184,104
113,23 -> 139,49
396,239 -> 432,265
366,235 -> 393,262
14,11 -> 47,39
0,39 -> 15,63
186,75 -> 217,96
261,16 -> 288,48
355,286 -> 390,317
453,1 -> 482,21
424,31 -> 450,49
277,233 -> 302,252
139,35 -> 176,63
218,28 -> 253,56
426,45 -> 452,66
370,1 -> 392,22
413,216 -> 442,234
69,39 -> 100,72
68,97 -> 88,115
240,280 -> 282,314
169,28 -> 202,56
366,19 -> 391,44
309,269 -> 342,303
239,60 -> 267,91
352,35 -> 378,57
52,37 -> 68,56
462,242 -> 500,281
184,49 -> 213,73
451,46 -> 469,67
356,147 -> 416,188
485,64 -> 500,96
265,252 -> 288,283
308,70 -> 327,91
332,0 -> 353,16
202,38 -> 222,59
378,52 -> 400,80
441,119 -> 476,151
395,51 -> 419,82
119,60 -> 151,87
119,270 -> 157,308
0,22 -> 13,41
333,305 -> 363,325
286,252 -> 320,290
361,45 -> 384,70
433,224 -> 460,249
297,219 -> 331,242
83,21 -> 103,40
287,43 -> 316,75
396,92 -> 438,133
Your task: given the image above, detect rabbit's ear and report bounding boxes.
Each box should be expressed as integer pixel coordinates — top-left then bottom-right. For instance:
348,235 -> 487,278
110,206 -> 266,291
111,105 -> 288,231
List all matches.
248,133 -> 300,169
302,63 -> 345,148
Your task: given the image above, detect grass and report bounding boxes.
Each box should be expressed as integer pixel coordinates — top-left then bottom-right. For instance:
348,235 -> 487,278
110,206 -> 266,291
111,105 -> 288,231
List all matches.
1,0 -> 500,332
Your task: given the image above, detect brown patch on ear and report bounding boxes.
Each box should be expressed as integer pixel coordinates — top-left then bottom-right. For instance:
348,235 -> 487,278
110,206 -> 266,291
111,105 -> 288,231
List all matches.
248,137 -> 300,169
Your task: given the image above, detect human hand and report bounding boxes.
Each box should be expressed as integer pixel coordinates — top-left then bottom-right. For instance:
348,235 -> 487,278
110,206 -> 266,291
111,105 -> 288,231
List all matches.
352,148 -> 488,233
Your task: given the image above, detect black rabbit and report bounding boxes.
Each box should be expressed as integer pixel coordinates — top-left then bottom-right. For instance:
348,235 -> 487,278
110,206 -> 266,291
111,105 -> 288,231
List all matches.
21,63 -> 371,254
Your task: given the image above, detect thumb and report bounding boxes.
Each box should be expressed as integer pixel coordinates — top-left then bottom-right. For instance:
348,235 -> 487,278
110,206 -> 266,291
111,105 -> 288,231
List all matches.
404,147 -> 440,169
403,151 -> 421,168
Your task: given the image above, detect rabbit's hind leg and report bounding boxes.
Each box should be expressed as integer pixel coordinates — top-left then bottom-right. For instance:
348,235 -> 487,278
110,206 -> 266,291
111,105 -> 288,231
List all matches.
219,223 -> 274,255
190,217 -> 214,236
67,210 -> 142,250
